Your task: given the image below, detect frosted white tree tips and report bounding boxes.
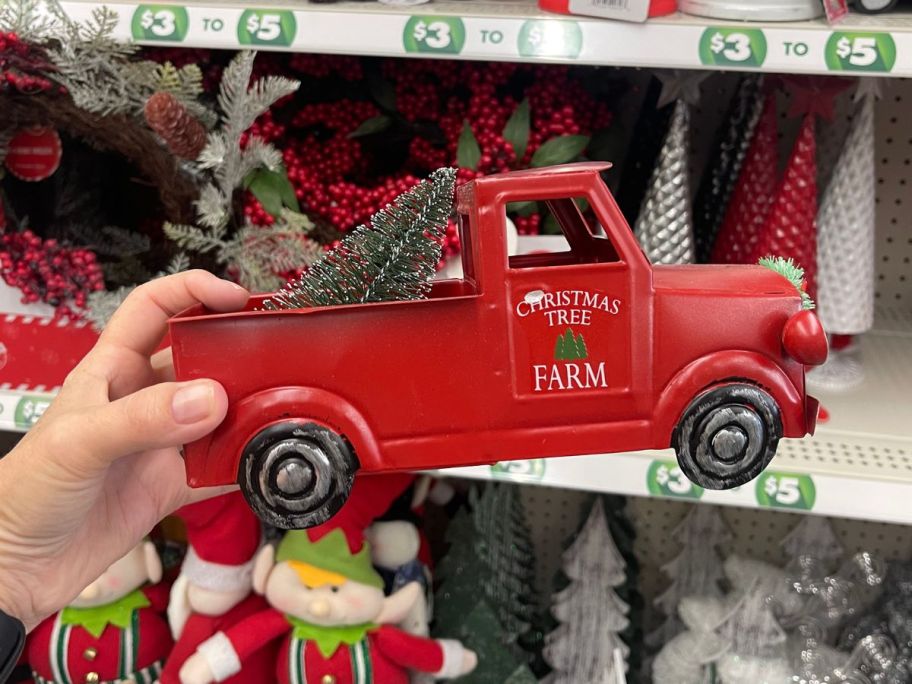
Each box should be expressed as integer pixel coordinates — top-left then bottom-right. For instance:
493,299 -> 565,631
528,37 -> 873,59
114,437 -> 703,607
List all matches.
649,505 -> 731,647
781,516 -> 844,574
543,498 -> 630,684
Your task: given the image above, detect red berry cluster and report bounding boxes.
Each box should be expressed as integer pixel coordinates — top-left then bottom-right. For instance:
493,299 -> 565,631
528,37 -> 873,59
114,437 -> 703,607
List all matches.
230,54 -> 616,283
0,230 -> 104,318
0,32 -> 58,94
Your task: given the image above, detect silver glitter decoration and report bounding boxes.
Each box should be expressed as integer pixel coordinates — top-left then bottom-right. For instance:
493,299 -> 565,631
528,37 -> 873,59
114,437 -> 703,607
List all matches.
817,83 -> 877,336
635,99 -> 695,264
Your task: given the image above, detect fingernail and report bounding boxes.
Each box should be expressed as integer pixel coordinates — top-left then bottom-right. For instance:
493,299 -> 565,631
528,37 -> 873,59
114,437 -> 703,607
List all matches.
172,383 -> 214,424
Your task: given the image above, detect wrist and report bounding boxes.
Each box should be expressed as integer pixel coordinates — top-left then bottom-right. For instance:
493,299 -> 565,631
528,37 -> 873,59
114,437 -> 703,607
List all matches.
0,570 -> 37,633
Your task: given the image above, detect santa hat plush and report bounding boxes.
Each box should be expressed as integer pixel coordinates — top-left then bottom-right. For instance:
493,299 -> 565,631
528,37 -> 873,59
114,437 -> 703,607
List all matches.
306,473 -> 416,549
177,491 -> 264,593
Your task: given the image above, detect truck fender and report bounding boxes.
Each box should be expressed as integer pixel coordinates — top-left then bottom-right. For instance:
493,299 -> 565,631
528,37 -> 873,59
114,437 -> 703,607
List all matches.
202,386 -> 382,484
654,351 -> 804,447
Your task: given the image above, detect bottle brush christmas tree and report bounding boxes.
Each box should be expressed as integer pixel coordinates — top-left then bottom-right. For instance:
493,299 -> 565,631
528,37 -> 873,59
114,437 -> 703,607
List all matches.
432,484 -> 539,682
264,166 -> 456,310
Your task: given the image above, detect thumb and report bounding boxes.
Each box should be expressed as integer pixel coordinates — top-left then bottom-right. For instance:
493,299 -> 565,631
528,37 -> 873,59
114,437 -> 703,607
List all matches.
73,379 -> 228,470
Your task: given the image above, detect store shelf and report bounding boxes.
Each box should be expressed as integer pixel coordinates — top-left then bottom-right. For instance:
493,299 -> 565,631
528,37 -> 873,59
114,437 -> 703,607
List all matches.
437,308 -> 912,525
56,0 -> 912,76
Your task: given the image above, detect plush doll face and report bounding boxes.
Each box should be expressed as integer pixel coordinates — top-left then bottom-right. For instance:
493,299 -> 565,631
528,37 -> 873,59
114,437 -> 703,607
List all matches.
70,541 -> 162,608
265,562 -> 386,626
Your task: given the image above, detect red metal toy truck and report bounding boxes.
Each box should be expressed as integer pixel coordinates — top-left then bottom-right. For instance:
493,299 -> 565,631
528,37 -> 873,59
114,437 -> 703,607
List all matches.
169,162 -> 827,529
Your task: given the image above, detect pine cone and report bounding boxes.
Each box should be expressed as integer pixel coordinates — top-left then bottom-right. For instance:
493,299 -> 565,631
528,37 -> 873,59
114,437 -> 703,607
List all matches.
144,91 -> 207,160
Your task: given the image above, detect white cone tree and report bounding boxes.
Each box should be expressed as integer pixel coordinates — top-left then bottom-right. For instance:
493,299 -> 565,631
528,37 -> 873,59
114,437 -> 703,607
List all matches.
652,595 -> 735,684
543,498 -> 630,683
781,516 -> 844,581
648,505 -> 732,647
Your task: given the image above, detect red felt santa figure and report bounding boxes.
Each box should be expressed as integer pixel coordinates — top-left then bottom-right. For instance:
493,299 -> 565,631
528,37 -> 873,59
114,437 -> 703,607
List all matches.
27,540 -> 173,684
161,491 -> 277,684
178,526 -> 477,684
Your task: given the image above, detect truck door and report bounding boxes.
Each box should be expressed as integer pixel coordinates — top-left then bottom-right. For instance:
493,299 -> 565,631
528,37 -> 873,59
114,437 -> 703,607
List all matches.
506,197 -> 643,423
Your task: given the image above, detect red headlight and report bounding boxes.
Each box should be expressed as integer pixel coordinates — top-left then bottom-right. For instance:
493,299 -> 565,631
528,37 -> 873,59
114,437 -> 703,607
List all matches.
782,310 -> 828,366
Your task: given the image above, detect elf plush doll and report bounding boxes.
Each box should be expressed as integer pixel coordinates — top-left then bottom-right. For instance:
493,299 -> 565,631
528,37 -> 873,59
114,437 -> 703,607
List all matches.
161,491 -> 277,684
27,540 -> 173,684
178,527 -> 477,684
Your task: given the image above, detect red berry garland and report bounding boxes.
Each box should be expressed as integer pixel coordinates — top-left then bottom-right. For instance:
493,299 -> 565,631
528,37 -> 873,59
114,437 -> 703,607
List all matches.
0,230 -> 105,319
0,32 -> 58,95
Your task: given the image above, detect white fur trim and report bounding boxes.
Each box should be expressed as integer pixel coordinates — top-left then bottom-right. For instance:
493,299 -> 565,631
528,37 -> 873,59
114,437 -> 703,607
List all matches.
433,639 -> 466,679
182,546 -> 256,592
198,631 -> 242,682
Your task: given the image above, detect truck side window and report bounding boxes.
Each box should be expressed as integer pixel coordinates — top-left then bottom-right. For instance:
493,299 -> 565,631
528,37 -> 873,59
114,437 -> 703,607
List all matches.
505,197 -> 620,269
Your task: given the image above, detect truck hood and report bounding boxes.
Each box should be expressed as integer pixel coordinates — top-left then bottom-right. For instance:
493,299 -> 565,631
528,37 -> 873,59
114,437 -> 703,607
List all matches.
652,264 -> 795,298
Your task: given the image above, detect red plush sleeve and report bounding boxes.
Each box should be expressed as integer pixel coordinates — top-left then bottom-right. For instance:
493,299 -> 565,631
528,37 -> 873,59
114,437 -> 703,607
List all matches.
224,608 -> 289,661
143,582 -> 172,613
373,626 -> 444,673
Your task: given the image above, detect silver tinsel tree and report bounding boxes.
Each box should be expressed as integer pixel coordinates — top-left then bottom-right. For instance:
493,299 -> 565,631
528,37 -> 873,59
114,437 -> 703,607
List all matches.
633,71 -> 707,265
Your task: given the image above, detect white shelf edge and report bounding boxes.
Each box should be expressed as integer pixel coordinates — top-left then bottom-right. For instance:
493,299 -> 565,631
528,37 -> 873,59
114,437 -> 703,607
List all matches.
54,1 -> 912,77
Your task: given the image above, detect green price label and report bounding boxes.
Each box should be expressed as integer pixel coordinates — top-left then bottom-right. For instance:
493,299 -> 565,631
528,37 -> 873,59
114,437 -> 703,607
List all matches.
131,5 -> 189,42
237,9 -> 296,46
403,16 -> 466,54
646,460 -> 704,500
755,471 -> 816,510
826,32 -> 896,72
518,20 -> 582,59
491,459 -> 546,481
699,27 -> 767,67
14,395 -> 51,429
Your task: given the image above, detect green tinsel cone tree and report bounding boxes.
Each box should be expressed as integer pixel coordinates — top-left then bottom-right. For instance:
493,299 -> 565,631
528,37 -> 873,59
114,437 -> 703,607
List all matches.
433,484 -> 541,675
264,167 -> 456,310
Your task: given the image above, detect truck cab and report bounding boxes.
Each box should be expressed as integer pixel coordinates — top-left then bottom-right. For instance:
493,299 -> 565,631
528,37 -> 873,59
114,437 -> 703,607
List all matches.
170,162 -> 827,529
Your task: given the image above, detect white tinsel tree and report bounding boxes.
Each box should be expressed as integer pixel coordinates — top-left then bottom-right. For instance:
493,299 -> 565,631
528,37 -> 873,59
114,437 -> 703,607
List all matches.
652,595 -> 734,684
543,498 -> 630,683
781,516 -> 844,581
648,505 -> 732,647
716,584 -> 787,658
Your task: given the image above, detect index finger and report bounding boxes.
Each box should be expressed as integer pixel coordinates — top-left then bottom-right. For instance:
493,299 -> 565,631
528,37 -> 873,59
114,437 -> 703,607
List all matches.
99,270 -> 249,359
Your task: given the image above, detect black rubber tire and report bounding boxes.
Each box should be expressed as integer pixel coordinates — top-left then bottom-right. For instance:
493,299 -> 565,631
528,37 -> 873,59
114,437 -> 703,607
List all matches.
854,0 -> 898,13
673,384 -> 782,491
238,421 -> 358,530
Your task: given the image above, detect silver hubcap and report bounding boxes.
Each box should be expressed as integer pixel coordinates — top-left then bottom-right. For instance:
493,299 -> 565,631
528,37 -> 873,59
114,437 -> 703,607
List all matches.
275,458 -> 314,495
711,426 -> 749,463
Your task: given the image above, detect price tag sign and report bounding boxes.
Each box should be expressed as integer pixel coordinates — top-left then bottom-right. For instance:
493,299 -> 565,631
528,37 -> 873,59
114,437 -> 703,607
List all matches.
237,9 -> 296,47
517,20 -> 583,59
131,5 -> 189,41
15,395 -> 51,429
646,460 -> 704,500
699,27 -> 767,68
826,32 -> 896,72
403,16 -> 465,54
491,459 -> 546,481
755,471 -> 816,510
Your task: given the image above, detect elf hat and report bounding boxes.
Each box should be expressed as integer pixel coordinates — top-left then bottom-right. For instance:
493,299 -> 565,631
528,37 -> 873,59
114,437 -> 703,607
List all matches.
178,491 -> 263,592
277,527 -> 384,590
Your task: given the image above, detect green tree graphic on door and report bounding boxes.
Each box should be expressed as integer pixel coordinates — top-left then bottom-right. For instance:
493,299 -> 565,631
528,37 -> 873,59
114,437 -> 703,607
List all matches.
554,328 -> 588,360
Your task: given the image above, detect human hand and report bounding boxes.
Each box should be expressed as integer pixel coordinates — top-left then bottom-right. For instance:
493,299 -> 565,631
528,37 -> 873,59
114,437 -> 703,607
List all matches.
179,652 -> 216,684
0,271 -> 249,630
